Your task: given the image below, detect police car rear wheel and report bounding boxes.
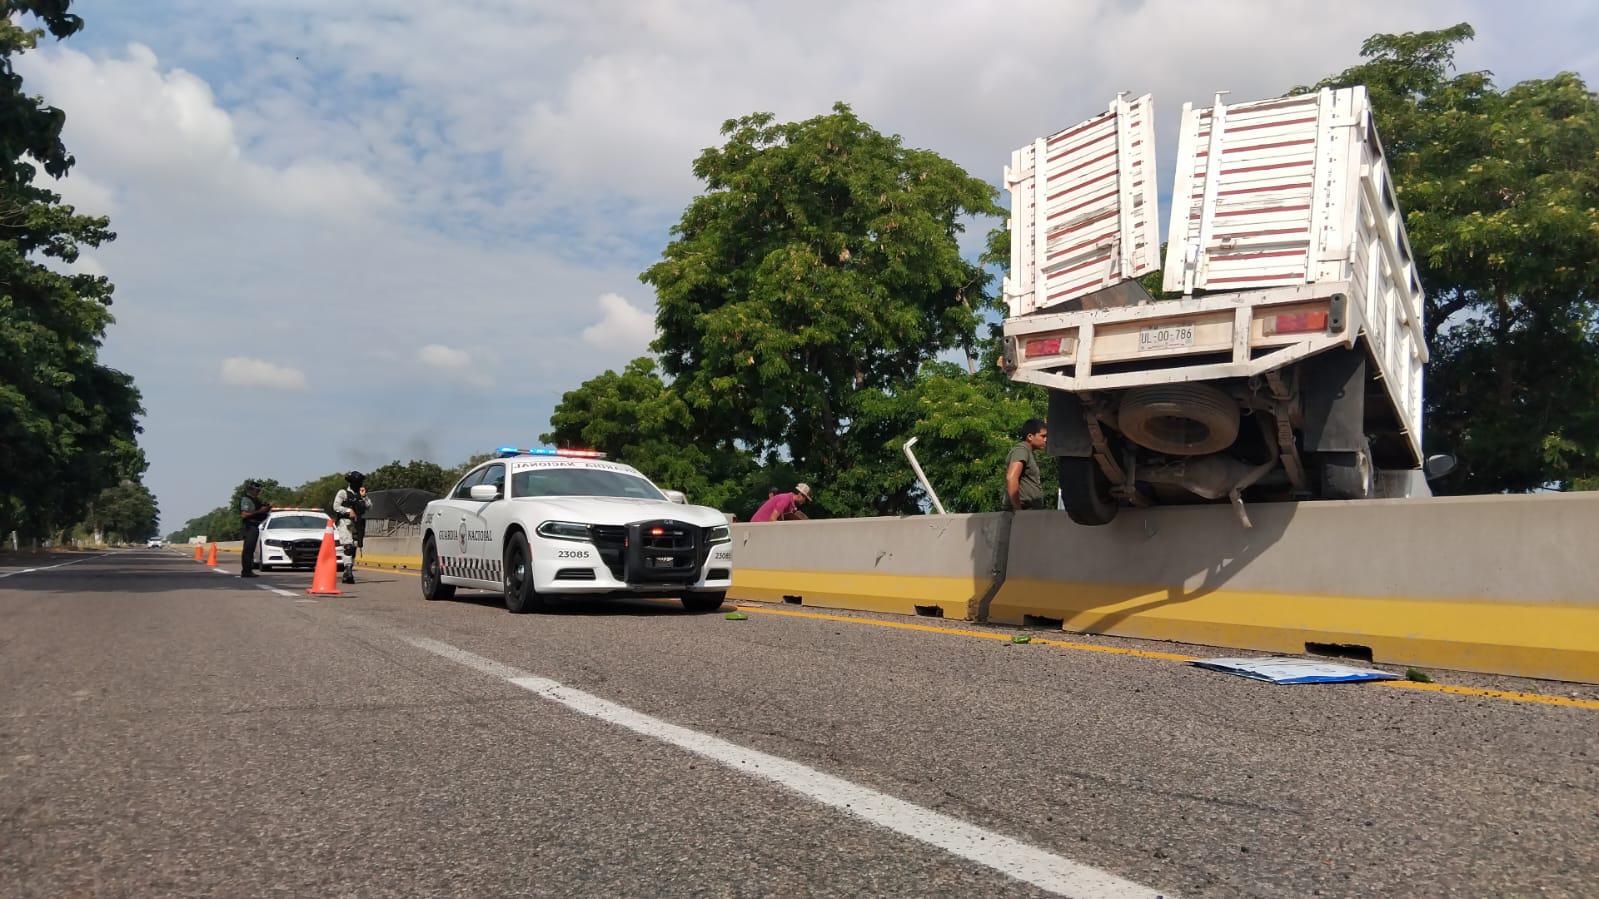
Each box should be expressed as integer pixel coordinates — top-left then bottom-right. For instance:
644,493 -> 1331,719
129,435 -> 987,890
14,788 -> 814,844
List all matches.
503,532 -> 544,613
420,535 -> 455,601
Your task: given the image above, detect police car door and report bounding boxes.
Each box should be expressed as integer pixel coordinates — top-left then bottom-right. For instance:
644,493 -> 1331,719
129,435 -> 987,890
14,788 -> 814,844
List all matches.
439,466 -> 486,582
460,462 -> 505,585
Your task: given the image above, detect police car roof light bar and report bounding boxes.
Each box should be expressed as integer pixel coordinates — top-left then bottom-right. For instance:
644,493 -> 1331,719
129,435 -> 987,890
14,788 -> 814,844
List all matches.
495,446 -> 608,459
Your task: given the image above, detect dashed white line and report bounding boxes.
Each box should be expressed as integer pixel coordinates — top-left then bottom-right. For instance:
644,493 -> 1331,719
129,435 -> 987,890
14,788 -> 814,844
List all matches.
0,553 -> 110,579
403,635 -> 1166,899
253,584 -> 298,598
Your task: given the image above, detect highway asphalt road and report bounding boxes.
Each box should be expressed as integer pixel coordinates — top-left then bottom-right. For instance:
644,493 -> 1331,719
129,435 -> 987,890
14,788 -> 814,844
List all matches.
2,550 -> 1596,897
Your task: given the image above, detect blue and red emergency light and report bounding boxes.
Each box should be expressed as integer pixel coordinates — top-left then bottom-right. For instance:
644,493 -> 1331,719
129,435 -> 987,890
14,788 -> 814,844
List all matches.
495,446 -> 608,459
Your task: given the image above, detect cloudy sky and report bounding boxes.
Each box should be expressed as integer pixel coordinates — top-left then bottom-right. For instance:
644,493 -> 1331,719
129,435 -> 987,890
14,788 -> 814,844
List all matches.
20,0 -> 1597,528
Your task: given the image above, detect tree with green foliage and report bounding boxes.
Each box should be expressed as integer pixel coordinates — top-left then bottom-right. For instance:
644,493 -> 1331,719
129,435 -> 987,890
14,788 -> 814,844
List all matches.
541,357 -> 768,513
0,1 -> 148,541
642,102 -> 1004,500
1311,24 -> 1599,492
366,460 -> 453,496
82,479 -> 157,543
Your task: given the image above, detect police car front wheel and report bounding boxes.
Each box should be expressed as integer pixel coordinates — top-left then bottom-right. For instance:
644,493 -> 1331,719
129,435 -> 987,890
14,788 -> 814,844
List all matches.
502,531 -> 547,613
420,535 -> 456,601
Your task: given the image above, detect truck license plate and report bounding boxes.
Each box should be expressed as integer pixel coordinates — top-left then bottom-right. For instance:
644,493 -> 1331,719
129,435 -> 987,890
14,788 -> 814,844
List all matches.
1139,324 -> 1195,352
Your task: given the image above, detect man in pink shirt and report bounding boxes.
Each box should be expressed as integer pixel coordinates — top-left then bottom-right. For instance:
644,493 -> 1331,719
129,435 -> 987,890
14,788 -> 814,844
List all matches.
751,483 -> 813,522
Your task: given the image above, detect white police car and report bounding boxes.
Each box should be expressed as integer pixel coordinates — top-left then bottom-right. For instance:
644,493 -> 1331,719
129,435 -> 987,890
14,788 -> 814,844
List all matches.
419,448 -> 733,613
257,508 -> 345,572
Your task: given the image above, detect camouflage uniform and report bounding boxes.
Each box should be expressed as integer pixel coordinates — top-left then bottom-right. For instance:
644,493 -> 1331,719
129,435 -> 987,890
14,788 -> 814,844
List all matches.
333,486 -> 368,583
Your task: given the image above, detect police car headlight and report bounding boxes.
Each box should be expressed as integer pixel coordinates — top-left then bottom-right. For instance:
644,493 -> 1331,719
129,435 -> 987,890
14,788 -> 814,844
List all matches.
536,521 -> 591,542
264,539 -> 287,547
705,525 -> 731,544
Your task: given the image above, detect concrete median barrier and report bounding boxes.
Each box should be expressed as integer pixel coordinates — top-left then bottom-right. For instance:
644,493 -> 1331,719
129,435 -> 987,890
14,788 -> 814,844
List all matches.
996,493 -> 1599,682
728,514 -> 1009,619
728,494 -> 1599,683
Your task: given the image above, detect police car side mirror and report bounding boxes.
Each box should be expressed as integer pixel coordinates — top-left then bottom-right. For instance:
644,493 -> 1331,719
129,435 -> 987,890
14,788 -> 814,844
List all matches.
663,490 -> 688,504
469,484 -> 500,501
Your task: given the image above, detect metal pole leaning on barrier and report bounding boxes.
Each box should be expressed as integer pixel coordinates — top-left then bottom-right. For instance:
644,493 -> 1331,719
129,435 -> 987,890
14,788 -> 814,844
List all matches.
902,437 -> 946,515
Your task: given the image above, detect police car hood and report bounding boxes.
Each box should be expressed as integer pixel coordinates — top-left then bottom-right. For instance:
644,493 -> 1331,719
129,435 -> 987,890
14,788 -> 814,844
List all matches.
514,496 -> 728,527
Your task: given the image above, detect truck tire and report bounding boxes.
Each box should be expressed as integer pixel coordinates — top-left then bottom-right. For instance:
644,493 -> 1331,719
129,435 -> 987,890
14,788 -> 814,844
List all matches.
1059,457 -> 1118,526
1116,384 -> 1240,456
1320,449 -> 1375,500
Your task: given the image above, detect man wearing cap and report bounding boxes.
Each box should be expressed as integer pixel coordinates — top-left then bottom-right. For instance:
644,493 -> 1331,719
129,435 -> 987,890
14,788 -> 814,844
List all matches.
751,483 -> 813,522
238,482 -> 272,577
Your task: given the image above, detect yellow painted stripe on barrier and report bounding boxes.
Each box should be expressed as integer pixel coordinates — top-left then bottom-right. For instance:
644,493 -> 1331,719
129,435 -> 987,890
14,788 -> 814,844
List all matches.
359,553 -> 423,571
733,568 -> 989,618
990,576 -> 1599,684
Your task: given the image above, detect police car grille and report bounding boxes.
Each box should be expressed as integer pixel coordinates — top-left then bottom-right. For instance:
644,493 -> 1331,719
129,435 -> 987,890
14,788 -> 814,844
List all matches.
590,525 -> 628,581
555,568 -> 597,581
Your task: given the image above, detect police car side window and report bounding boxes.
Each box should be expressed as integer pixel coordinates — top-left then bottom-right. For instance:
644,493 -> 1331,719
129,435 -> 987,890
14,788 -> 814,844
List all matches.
480,464 -> 506,498
452,468 -> 486,500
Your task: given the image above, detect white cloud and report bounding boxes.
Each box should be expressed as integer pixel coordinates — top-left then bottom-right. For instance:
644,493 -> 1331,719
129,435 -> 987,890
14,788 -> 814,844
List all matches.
418,343 -> 491,387
418,343 -> 471,370
219,357 -> 308,390
19,43 -> 391,221
581,293 -> 657,355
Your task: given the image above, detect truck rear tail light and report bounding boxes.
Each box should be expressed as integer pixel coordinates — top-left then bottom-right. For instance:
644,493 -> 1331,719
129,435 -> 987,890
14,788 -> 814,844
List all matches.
1263,309 -> 1329,336
1023,337 -> 1064,359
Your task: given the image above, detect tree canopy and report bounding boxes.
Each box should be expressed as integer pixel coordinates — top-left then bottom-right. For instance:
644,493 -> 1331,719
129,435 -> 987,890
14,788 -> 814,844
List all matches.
0,1 -> 151,542
642,103 -> 1003,491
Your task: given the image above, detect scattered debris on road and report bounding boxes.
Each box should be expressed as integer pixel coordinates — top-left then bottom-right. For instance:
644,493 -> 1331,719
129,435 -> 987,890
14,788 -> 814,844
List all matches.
1406,667 -> 1434,683
1011,634 -> 1032,644
724,611 -> 748,620
1191,656 -> 1400,684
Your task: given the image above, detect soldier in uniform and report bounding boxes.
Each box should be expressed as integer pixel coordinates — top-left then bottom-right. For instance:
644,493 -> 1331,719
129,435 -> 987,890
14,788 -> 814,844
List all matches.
238,481 -> 271,577
333,471 -> 370,584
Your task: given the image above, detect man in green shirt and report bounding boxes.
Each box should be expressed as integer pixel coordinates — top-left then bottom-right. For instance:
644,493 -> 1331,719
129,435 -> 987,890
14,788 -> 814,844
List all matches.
1005,418 -> 1049,511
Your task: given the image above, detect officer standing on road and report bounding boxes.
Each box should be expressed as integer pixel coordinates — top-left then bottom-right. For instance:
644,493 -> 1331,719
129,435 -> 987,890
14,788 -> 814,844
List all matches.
1005,419 -> 1049,511
333,471 -> 370,585
238,482 -> 271,577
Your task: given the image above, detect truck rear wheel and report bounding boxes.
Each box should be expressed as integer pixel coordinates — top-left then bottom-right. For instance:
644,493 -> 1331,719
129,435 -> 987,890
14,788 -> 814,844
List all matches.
1320,449 -> 1375,500
1058,457 -> 1118,526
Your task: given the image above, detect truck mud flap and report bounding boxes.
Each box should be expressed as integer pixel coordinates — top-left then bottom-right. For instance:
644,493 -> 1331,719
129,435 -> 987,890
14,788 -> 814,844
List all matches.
1301,350 -> 1366,453
1045,390 -> 1093,458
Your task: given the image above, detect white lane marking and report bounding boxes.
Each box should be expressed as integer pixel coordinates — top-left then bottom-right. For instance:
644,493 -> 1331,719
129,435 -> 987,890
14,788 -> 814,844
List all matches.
295,599 -> 318,604
0,553 -> 110,579
254,584 -> 298,598
404,636 -> 1165,899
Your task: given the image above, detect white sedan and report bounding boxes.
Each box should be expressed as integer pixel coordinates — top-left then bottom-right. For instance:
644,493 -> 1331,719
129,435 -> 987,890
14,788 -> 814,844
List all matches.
257,509 -> 345,571
419,449 -> 733,613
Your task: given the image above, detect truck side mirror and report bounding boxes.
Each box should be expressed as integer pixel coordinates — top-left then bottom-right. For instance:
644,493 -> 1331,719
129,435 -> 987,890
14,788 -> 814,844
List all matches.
1424,454 -> 1457,481
663,490 -> 688,504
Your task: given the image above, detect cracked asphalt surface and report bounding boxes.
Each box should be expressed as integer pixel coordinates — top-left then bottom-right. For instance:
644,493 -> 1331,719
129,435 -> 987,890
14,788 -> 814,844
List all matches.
2,550 -> 1596,897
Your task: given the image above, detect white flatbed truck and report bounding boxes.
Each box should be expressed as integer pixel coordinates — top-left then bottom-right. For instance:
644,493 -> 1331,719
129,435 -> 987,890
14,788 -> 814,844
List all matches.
1001,87 -> 1447,526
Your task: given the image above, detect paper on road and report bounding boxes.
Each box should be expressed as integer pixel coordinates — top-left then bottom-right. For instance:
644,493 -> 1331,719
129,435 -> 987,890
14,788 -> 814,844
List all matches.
1191,656 -> 1400,684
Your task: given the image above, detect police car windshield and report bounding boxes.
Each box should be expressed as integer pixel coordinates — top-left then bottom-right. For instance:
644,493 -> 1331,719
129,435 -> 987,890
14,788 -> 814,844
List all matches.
267,515 -> 329,530
512,468 -> 665,501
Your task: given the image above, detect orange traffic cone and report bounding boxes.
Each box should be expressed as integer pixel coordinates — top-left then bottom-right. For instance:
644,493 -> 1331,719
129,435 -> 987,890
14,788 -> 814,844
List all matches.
206,543 -> 219,566
307,520 -> 342,596
194,544 -> 203,561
